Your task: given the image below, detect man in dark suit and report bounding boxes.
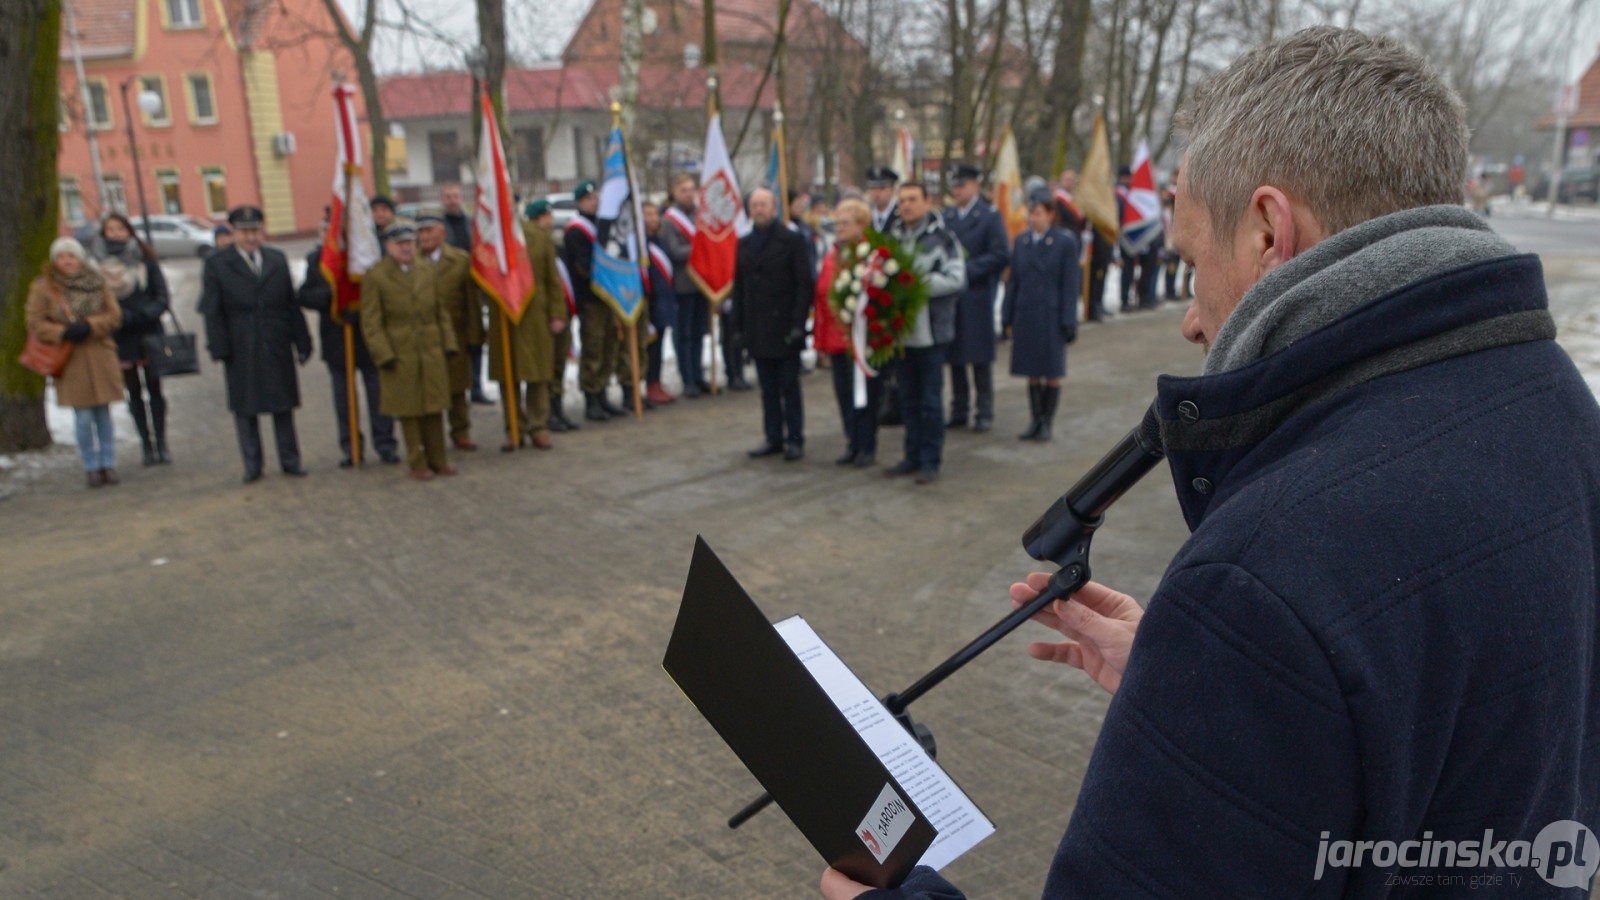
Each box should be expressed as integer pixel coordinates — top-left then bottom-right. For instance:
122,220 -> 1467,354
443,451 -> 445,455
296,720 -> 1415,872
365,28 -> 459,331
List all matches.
943,162 -> 1011,432
731,187 -> 813,460
440,182 -> 493,405
199,206 -> 313,483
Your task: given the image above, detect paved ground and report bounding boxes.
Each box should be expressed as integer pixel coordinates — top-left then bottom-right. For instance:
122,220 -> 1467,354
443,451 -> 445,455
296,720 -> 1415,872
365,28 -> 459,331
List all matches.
1,214 -> 1595,898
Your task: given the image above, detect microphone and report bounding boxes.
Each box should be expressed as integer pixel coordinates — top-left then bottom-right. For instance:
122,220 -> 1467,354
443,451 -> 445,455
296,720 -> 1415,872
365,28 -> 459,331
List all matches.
1022,402 -> 1166,570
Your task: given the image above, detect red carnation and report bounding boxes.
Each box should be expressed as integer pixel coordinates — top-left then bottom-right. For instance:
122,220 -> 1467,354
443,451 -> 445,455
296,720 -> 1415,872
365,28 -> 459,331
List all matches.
891,315 -> 905,329
876,245 -> 892,260
876,296 -> 892,308
897,271 -> 914,285
864,305 -> 878,319
869,321 -> 883,334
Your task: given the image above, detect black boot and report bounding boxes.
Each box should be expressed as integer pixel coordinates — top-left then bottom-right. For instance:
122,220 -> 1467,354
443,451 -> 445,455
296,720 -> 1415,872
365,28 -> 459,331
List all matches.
129,393 -> 156,466
620,386 -> 653,413
150,393 -> 171,463
584,392 -> 610,422
1033,385 -> 1060,442
598,389 -> 627,417
1018,384 -> 1043,441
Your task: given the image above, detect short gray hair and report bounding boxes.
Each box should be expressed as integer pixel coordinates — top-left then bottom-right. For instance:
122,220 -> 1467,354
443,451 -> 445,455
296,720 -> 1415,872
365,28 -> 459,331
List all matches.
1175,27 -> 1468,239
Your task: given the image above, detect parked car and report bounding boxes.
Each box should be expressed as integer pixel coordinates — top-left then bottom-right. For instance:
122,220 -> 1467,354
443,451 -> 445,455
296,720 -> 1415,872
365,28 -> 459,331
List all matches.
1530,168 -> 1600,204
127,214 -> 219,258
544,192 -> 578,229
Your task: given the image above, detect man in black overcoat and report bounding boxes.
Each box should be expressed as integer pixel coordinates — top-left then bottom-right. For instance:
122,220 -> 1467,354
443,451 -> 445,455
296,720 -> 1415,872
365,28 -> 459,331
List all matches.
943,162 -> 1011,432
731,187 -> 813,460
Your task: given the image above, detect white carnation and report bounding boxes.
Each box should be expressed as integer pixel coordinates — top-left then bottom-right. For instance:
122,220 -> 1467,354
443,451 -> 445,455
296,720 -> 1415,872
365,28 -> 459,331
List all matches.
839,310 -> 853,324
850,279 -> 863,294
833,273 -> 851,292
872,272 -> 888,288
852,264 -> 867,279
884,259 -> 900,275
856,242 -> 871,256
853,294 -> 868,312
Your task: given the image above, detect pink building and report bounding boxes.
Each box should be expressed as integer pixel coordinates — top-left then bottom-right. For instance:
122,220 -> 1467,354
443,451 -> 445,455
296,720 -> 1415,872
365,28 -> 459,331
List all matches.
58,0 -> 365,238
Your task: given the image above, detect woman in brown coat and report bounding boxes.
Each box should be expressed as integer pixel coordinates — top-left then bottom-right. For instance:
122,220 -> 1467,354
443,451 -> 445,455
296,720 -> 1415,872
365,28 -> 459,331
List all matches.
26,237 -> 125,487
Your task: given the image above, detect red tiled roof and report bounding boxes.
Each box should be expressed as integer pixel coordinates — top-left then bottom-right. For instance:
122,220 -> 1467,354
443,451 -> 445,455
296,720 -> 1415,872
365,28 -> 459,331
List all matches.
60,0 -> 137,60
1537,56 -> 1600,129
380,63 -> 774,120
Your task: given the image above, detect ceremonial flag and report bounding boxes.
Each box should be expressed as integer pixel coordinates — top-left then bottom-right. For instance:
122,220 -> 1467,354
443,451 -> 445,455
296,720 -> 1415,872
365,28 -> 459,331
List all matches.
991,127 -> 1028,240
892,127 -> 913,182
591,124 -> 647,324
318,83 -> 381,323
1119,138 -> 1162,255
470,81 -> 536,323
1078,112 -> 1120,245
690,114 -> 743,302
766,117 -> 791,224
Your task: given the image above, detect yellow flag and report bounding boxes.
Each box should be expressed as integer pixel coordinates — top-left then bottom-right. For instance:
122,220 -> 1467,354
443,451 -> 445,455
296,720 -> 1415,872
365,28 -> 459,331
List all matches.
991,127 -> 1028,240
1078,112 -> 1119,244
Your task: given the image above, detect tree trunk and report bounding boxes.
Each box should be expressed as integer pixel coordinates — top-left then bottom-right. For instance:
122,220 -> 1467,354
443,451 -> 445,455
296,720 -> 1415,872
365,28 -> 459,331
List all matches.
477,0 -> 511,178
320,0 -> 389,194
0,0 -> 61,453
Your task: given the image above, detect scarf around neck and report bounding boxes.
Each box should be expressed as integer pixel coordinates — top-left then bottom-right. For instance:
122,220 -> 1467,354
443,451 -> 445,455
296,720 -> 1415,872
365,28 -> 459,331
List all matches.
1204,205 -> 1519,375
52,265 -> 108,319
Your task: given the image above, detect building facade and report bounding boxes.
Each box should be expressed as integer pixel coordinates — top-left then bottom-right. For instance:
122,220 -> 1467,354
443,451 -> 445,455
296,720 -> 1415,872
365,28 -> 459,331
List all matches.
58,0 -> 362,238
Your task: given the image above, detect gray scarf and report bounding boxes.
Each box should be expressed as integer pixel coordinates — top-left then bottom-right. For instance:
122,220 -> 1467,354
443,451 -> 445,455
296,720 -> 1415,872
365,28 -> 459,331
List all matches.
1204,205 -> 1519,375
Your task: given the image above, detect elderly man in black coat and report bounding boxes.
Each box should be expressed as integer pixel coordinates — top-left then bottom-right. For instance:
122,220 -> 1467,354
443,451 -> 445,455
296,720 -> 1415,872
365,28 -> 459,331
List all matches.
731,187 -> 813,460
943,162 -> 1011,432
199,206 -> 313,483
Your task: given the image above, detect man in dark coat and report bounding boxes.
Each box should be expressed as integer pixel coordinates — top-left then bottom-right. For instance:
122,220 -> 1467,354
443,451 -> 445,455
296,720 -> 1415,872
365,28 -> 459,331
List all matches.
866,165 -> 905,425
731,187 -> 812,460
440,182 -> 492,405
943,162 -> 1011,432
661,173 -> 711,396
199,206 -> 312,483
822,27 -> 1600,900
298,233 -> 400,467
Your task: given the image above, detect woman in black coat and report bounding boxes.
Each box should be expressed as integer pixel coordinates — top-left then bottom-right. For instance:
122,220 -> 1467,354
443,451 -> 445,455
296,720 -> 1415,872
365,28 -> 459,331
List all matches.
1002,195 -> 1080,442
92,213 -> 172,465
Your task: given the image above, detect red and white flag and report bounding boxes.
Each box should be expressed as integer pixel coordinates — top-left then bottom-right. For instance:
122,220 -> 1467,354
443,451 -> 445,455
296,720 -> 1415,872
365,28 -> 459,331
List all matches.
318,83 -> 381,323
470,81 -> 535,323
689,114 -> 743,303
1120,138 -> 1163,254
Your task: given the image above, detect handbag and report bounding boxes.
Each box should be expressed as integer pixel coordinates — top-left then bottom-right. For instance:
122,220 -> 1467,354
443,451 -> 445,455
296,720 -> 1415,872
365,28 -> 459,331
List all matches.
17,289 -> 75,378
142,308 -> 200,377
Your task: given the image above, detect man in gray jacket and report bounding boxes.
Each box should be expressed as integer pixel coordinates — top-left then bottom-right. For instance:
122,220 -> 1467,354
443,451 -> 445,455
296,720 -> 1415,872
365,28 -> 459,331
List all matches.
886,182 -> 967,484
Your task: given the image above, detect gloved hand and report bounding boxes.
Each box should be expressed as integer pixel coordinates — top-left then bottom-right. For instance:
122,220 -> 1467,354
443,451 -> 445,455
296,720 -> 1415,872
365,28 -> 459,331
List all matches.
1061,325 -> 1077,345
61,321 -> 91,343
783,327 -> 805,347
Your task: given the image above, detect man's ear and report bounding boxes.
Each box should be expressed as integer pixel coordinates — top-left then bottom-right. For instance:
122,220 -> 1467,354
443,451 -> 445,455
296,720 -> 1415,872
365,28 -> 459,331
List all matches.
1243,186 -> 1299,277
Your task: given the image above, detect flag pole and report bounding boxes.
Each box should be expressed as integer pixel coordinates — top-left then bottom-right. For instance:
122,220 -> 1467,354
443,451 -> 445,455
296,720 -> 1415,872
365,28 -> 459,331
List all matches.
706,81 -> 721,396
775,105 -> 789,225
628,322 -> 643,418
501,308 -> 518,445
342,155 -> 361,467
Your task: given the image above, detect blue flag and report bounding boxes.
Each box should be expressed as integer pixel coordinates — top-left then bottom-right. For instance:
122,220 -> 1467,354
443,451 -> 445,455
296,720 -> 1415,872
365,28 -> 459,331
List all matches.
766,142 -> 781,190
592,126 -> 646,324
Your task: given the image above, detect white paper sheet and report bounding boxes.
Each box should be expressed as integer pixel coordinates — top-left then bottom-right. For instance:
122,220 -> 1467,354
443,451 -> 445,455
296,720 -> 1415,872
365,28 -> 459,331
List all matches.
775,616 -> 995,871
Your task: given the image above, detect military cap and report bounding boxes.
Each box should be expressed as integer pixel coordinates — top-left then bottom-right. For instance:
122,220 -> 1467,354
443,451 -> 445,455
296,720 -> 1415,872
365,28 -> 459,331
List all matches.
370,194 -> 396,211
949,161 -> 982,184
1117,165 -> 1132,179
413,205 -> 446,226
865,165 -> 900,187
525,198 -> 552,219
227,206 -> 265,227
213,223 -> 233,237
573,179 -> 597,201
383,222 -> 417,242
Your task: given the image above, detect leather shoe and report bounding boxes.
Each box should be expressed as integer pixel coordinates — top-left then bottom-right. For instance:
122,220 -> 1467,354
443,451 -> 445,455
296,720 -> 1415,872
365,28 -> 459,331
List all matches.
433,464 -> 459,477
453,438 -> 478,451
242,470 -> 262,484
380,452 -> 402,464
531,433 -> 553,450
747,444 -> 783,458
682,383 -> 702,399
101,469 -> 120,486
87,470 -> 103,488
695,380 -> 712,394
598,394 -> 627,417
883,460 -> 917,477
854,452 -> 877,468
946,415 -> 968,429
835,451 -> 858,466
282,465 -> 308,477
972,418 -> 993,433
646,382 -> 675,405
338,458 -> 355,469
783,444 -> 804,461
409,468 -> 435,481
501,440 -> 517,453
914,468 -> 940,485
729,377 -> 753,392
547,415 -> 571,433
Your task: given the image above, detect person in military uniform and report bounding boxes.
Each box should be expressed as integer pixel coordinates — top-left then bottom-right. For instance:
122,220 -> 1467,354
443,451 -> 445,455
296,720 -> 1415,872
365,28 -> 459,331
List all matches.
299,208 -> 400,467
199,205 -> 313,483
865,165 -> 904,427
360,223 -> 459,480
487,198 -> 570,451
561,180 -> 627,422
416,209 -> 481,451
532,201 -> 581,433
943,161 -> 1011,432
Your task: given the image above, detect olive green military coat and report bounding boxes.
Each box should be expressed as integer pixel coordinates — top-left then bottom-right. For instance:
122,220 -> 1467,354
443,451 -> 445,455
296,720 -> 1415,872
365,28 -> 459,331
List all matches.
487,222 -> 569,385
361,257 -> 458,417
422,243 -> 480,394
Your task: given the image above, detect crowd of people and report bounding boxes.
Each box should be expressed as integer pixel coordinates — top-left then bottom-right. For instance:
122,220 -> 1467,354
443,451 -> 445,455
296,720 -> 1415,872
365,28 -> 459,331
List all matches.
26,144 -> 1192,488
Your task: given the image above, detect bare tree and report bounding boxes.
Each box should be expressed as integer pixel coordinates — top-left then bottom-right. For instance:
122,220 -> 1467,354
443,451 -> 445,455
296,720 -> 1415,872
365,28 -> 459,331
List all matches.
0,0 -> 60,451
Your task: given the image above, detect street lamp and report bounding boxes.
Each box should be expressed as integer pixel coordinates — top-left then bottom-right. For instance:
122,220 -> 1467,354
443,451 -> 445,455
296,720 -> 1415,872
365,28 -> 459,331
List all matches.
120,76 -> 163,250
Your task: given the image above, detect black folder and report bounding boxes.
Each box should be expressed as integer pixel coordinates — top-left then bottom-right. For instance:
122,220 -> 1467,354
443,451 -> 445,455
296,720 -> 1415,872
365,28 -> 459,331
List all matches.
663,537 -> 938,888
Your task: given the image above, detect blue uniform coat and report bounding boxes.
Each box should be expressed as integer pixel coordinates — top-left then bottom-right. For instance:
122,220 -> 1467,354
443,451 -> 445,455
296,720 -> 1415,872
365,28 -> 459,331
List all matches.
1002,227 -> 1080,379
944,199 -> 1011,365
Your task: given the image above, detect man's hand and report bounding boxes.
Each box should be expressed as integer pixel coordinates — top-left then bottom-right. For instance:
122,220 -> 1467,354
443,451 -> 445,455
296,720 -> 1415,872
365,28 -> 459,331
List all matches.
1011,574 -> 1143,694
550,319 -> 566,334
820,868 -> 872,900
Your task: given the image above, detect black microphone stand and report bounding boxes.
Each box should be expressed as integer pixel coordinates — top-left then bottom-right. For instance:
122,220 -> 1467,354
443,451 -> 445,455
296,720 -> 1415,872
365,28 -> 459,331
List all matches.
727,405 -> 1166,829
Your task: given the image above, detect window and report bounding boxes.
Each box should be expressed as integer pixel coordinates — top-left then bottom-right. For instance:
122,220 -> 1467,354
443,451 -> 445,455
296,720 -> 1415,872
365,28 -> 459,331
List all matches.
514,126 -> 547,184
60,179 -> 86,226
156,169 -> 181,215
428,131 -> 461,185
138,76 -> 170,126
165,0 -> 202,28
200,167 -> 227,216
185,73 -> 216,124
103,174 -> 128,215
85,80 -> 112,130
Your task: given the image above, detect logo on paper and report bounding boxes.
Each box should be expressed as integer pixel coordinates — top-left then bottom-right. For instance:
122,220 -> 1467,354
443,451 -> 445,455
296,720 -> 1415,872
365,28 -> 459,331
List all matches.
857,784 -> 915,865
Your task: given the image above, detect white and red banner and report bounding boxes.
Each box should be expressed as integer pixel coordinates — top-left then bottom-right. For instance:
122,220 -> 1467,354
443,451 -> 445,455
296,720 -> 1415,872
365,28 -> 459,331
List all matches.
470,81 -> 535,323
1119,138 -> 1163,255
318,83 -> 381,323
689,114 -> 743,303
892,127 -> 914,183
992,127 -> 1028,241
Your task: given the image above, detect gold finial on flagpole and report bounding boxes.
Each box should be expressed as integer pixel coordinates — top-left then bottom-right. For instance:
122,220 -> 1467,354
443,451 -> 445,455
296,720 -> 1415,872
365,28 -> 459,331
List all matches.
610,101 -> 622,127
